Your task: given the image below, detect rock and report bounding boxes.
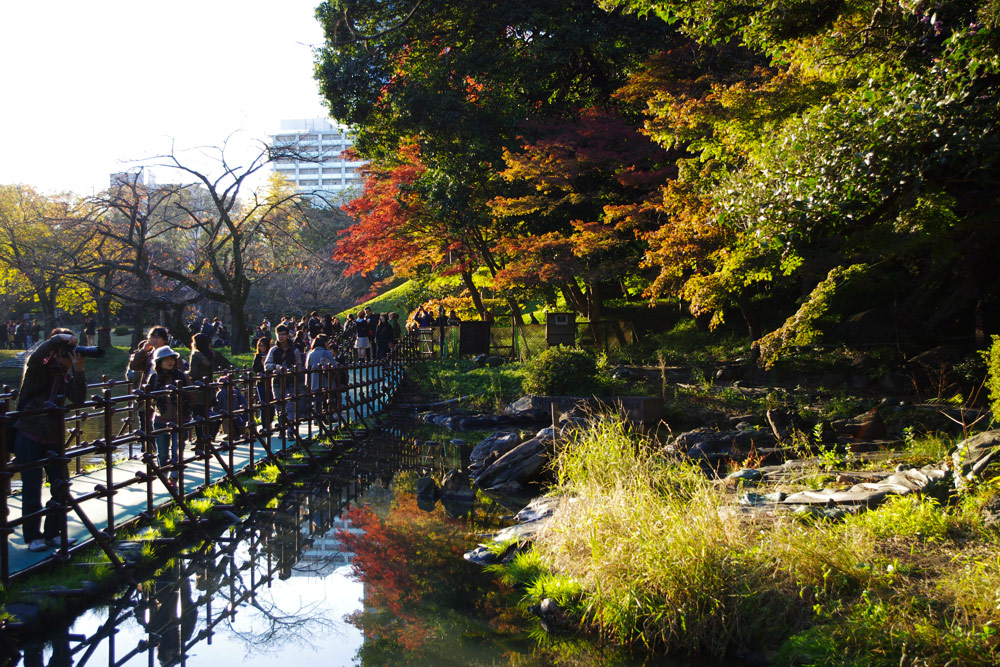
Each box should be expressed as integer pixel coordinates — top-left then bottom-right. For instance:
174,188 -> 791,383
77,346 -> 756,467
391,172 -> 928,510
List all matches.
535,426 -> 557,441
609,366 -> 641,381
950,430 -> 1000,486
853,410 -> 887,441
474,436 -> 553,492
726,468 -> 764,483
530,597 -> 572,635
416,476 -> 440,500
783,464 -> 951,509
728,414 -> 757,429
739,491 -> 786,506
470,431 -> 524,464
558,406 -> 589,423
441,469 -> 474,499
559,418 -> 589,438
981,494 -> 1000,528
677,427 -> 776,462
766,408 -> 807,442
458,414 -> 501,429
515,494 -> 561,524
714,364 -> 740,382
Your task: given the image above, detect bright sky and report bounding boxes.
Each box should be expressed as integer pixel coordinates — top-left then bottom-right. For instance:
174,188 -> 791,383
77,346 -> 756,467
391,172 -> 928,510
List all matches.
0,0 -> 330,196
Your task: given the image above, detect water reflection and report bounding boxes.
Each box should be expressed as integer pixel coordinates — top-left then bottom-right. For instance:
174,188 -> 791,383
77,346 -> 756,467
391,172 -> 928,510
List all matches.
8,428 -> 659,667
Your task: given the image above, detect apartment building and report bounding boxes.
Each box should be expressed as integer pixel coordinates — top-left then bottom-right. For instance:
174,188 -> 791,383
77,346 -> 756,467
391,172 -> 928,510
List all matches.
269,118 -> 366,205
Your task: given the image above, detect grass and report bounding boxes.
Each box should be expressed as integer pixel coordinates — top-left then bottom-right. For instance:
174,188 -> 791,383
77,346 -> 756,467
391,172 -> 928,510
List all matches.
493,415 -> 1000,663
407,358 -> 528,411
612,318 -> 751,366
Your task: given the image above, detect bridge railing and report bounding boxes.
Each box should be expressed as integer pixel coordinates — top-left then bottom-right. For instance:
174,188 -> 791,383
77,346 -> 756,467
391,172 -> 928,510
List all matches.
0,332 -> 419,583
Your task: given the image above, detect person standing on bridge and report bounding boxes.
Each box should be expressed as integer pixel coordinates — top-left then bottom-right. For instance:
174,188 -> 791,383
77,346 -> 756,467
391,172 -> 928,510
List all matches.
252,337 -> 274,428
127,326 -> 171,390
306,334 -> 336,424
13,329 -> 86,552
189,333 -> 232,451
264,324 -> 305,439
142,346 -> 191,485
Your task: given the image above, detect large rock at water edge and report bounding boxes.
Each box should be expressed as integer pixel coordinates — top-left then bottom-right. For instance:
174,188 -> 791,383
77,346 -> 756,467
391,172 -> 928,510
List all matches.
951,430 -> 1000,486
473,435 -> 552,492
470,431 -> 524,464
677,427 -> 776,462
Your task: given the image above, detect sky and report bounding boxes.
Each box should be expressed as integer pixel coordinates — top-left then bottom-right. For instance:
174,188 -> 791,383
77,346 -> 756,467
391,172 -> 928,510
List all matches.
0,0 -> 331,195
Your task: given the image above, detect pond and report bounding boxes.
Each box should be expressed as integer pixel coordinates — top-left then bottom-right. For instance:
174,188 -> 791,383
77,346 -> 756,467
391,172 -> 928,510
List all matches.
6,425 -> 728,667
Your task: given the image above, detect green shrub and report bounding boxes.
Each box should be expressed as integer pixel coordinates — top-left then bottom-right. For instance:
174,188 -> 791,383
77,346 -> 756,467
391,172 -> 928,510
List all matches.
524,345 -> 597,395
113,325 -> 130,336
983,335 -> 1000,423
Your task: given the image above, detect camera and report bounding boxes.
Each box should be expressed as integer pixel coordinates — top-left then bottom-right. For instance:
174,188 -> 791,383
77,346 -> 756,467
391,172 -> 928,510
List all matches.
74,346 -> 106,359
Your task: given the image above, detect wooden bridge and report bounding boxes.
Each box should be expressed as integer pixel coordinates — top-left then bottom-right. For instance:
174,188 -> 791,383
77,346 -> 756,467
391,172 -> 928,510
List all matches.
0,333 -> 419,583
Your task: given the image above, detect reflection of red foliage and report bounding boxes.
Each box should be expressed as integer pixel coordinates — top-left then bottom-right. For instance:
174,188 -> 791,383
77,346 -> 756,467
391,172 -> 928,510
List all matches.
339,494 -> 534,659
339,505 -> 413,617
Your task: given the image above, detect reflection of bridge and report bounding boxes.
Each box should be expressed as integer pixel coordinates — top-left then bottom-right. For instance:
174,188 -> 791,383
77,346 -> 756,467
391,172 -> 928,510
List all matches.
0,334 -> 418,583
6,447 -> 415,667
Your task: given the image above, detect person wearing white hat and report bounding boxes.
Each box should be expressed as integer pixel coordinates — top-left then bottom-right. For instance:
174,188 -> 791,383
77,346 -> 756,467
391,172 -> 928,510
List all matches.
142,346 -> 192,484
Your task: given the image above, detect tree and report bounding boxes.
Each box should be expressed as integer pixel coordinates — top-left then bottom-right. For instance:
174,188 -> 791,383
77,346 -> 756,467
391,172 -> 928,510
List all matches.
489,106 -> 675,322
335,142 -> 492,317
148,151 -> 314,353
71,170 -> 202,346
602,0 -> 1000,350
315,0 -> 674,320
0,184 -> 89,330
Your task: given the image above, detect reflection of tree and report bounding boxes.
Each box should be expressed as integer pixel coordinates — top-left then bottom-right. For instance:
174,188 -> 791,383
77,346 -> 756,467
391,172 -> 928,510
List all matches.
338,493 -> 525,664
222,595 -> 340,656
216,518 -> 343,656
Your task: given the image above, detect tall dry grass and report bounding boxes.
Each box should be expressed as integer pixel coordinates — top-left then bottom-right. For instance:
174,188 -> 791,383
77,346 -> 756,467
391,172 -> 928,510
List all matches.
533,415 -> 879,656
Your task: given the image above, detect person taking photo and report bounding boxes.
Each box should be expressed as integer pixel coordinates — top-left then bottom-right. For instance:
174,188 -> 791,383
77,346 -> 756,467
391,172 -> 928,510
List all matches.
13,329 -> 86,552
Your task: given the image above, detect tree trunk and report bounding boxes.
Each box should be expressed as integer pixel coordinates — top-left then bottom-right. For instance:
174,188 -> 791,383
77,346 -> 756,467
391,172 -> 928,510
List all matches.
96,291 -> 113,350
168,305 -> 191,347
460,269 -> 487,320
736,294 -> 760,342
506,298 -> 524,326
229,297 -> 250,354
586,281 -> 605,350
561,282 -> 590,319
39,285 -> 58,333
132,306 -> 147,349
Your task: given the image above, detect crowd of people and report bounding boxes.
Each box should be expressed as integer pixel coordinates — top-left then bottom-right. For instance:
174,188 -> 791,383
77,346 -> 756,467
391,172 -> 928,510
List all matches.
254,308 -> 403,362
9,307 -> 408,553
0,319 -> 43,350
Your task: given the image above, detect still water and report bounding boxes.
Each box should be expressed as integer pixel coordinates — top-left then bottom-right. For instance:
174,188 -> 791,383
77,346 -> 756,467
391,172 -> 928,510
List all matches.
10,429 -> 706,667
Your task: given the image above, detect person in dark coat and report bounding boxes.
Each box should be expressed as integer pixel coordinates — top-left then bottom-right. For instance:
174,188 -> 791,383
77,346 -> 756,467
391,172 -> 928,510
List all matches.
375,314 -> 394,360
264,325 -> 306,438
13,329 -> 86,552
142,346 -> 191,482
188,333 -> 232,449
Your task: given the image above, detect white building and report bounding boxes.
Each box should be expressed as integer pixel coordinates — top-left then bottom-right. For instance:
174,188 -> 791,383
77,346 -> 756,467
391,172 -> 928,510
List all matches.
269,118 -> 366,205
